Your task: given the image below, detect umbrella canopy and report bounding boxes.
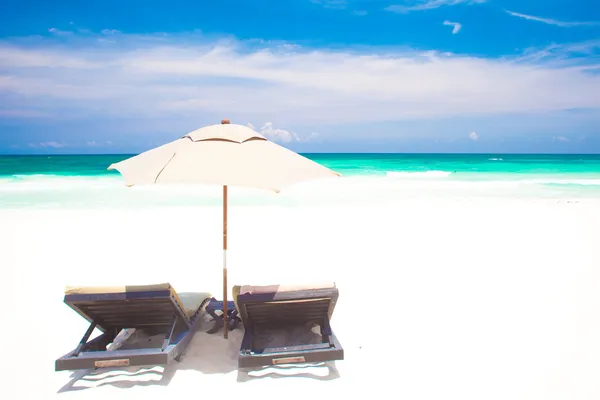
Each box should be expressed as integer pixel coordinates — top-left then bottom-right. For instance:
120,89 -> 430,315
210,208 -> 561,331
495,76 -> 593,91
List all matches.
108,120 -> 340,338
108,122 -> 339,191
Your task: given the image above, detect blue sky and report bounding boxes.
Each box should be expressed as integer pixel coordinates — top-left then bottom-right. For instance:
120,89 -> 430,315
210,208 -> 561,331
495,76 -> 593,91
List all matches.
1,0 -> 600,154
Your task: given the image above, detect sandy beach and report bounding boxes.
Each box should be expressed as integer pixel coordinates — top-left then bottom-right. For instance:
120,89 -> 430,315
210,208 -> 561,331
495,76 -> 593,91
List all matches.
2,0 -> 600,396
1,196 -> 599,399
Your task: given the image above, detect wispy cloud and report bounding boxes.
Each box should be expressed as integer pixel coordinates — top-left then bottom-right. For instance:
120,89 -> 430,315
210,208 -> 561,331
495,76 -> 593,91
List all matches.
387,0 -> 485,14
1,31 -> 600,128
310,0 -> 348,9
0,109 -> 50,118
553,136 -> 570,142
506,10 -> 599,28
86,140 -> 113,146
101,29 -> 122,35
48,28 -> 73,36
0,46 -> 96,68
28,141 -> 65,148
469,131 -> 478,141
517,40 -> 600,64
443,20 -> 462,34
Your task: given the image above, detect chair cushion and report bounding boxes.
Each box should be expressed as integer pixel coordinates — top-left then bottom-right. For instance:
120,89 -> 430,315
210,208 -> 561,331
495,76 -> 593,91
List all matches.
64,283 -> 210,319
177,292 -> 212,317
237,282 -> 336,296
64,283 -> 173,295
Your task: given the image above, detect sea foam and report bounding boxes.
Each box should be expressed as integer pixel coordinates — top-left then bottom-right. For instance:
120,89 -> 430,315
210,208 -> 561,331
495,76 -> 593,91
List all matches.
385,170 -> 453,179
2,171 -> 600,210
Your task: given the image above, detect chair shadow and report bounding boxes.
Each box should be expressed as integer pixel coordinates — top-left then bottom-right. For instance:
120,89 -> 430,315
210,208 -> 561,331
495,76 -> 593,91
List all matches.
235,321 -> 342,382
56,316 -> 238,393
172,323 -> 342,383
57,316 -> 341,392
58,365 -> 177,393
237,361 -> 341,382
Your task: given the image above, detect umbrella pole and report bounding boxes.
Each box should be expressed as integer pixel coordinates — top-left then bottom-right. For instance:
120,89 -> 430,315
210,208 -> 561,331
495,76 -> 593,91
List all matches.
223,185 -> 228,339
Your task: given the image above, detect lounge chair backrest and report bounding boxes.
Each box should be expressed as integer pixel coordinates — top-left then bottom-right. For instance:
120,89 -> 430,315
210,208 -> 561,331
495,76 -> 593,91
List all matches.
235,285 -> 339,329
64,284 -> 190,332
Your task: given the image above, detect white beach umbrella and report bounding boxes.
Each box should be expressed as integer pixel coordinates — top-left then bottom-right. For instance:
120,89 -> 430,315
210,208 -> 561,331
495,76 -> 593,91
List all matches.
108,119 -> 340,338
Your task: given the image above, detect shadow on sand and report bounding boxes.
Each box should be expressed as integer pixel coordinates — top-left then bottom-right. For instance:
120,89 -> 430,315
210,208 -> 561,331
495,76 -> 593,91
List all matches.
57,317 -> 340,393
237,361 -> 341,382
57,365 -> 177,392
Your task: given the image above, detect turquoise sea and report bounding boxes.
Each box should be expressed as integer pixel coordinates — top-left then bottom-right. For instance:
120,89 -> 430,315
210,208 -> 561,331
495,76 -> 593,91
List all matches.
1,154 -> 600,208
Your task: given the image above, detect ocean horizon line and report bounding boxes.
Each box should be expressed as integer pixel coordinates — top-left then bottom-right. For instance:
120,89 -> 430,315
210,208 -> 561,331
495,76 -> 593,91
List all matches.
2,152 -> 600,157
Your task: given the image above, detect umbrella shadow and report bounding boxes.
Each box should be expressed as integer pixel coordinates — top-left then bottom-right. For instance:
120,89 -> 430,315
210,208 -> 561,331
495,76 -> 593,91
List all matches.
173,325 -> 242,375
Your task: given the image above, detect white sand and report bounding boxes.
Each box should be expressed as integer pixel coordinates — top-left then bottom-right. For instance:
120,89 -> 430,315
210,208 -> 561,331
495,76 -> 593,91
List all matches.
1,198 -> 600,399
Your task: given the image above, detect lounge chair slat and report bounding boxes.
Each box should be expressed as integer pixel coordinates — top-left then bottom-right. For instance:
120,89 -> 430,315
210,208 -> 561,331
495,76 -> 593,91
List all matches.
56,284 -> 210,372
234,284 -> 343,368
252,342 -> 332,354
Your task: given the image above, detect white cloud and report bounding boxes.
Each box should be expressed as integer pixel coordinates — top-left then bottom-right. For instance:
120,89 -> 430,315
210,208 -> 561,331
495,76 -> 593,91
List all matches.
506,10 -> 598,28
0,109 -> 49,118
517,40 -> 600,64
387,0 -> 486,13
443,20 -> 462,34
1,32 -> 600,127
303,132 -> 320,142
86,140 -> 114,146
469,131 -> 478,141
247,122 -> 318,143
258,122 -> 297,143
48,28 -> 72,36
0,47 -> 96,68
101,29 -> 122,35
29,141 -> 65,148
42,141 -> 65,148
553,136 -> 570,142
310,0 -> 348,9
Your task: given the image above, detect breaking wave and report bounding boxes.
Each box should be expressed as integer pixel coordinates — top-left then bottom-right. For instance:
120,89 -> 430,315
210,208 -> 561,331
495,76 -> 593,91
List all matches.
2,171 -> 600,209
385,170 -> 453,179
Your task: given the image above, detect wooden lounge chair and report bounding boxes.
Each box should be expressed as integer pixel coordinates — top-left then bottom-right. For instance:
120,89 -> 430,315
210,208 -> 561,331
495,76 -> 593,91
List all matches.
55,283 -> 211,371
233,282 -> 344,368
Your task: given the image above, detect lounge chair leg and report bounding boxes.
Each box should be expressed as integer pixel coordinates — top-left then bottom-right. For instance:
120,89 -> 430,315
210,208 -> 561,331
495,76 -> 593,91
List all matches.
321,318 -> 335,346
228,311 -> 239,330
161,315 -> 178,351
73,321 -> 97,356
240,329 -> 254,355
